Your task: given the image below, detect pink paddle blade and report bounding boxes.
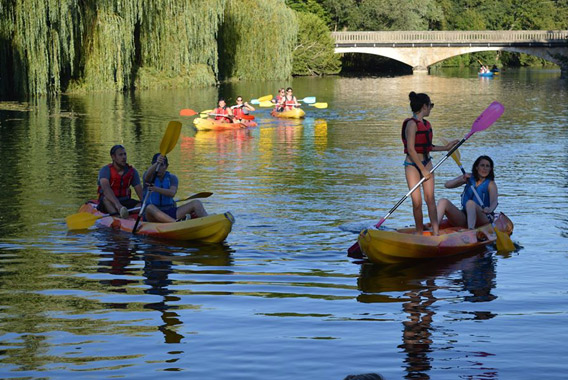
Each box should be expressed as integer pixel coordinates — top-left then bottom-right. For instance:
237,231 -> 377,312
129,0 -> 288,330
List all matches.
466,101 -> 504,138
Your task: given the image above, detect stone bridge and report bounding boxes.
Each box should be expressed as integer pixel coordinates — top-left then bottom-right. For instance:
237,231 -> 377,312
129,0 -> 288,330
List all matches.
332,30 -> 568,74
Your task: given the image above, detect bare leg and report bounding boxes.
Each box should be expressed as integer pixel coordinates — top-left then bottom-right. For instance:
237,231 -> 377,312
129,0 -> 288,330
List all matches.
437,198 -> 467,227
101,198 -> 119,215
464,200 -> 490,229
145,204 -> 176,223
176,200 -> 208,219
422,170 -> 439,235
405,166 -> 424,233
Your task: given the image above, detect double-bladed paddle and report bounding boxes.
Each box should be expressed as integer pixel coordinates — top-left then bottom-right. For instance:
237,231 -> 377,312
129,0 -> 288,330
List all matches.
347,101 -> 505,258
132,121 -> 182,234
179,109 -> 198,117
440,137 -> 515,252
250,95 -> 273,105
65,192 -> 213,231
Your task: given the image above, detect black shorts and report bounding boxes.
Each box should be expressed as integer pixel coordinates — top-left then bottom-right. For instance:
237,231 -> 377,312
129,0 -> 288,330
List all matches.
97,197 -> 139,213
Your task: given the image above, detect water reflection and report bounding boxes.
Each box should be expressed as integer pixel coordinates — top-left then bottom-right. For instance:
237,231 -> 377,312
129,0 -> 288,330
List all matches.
358,251 -> 498,379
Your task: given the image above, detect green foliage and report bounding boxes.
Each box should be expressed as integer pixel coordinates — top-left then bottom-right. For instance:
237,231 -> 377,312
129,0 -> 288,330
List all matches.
292,11 -> 341,76
219,0 -> 297,81
285,0 -> 331,26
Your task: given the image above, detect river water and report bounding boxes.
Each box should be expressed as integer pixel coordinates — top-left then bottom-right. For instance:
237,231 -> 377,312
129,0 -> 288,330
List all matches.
0,68 -> 567,379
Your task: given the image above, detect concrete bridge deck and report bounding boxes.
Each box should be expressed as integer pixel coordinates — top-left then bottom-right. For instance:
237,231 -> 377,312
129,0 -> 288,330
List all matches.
332,30 -> 568,73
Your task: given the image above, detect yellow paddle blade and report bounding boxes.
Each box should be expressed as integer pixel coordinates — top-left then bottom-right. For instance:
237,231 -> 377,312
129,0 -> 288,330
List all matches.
259,101 -> 274,108
257,94 -> 273,102
160,121 -> 182,155
66,212 -> 101,230
310,102 -> 328,109
495,227 -> 515,251
440,137 -> 462,167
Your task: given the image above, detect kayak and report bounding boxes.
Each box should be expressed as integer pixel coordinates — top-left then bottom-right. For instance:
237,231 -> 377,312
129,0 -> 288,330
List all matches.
193,118 -> 257,131
271,108 -> 305,119
357,222 -> 497,264
478,72 -> 494,77
78,202 -> 234,243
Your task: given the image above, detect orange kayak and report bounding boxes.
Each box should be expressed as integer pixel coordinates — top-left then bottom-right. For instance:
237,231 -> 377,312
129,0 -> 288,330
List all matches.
193,118 -> 257,131
358,222 -> 497,263
78,202 -> 234,243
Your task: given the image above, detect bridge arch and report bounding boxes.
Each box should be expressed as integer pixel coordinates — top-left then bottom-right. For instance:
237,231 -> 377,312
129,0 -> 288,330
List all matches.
332,30 -> 568,74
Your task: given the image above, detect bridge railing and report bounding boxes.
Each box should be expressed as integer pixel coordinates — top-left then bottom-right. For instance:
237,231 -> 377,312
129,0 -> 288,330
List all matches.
332,30 -> 568,44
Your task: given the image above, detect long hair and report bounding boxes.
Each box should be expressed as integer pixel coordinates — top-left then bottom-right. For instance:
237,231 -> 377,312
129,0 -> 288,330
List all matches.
472,155 -> 495,181
408,91 -> 431,113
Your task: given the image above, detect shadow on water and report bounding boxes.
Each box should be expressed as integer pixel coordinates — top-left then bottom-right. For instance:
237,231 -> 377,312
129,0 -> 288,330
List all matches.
91,229 -> 234,344
357,250 -> 500,379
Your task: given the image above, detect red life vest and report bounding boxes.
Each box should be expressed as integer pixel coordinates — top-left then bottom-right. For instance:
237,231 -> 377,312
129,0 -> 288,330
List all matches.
233,106 -> 245,119
284,95 -> 297,109
214,107 -> 231,122
98,163 -> 135,199
402,117 -> 433,154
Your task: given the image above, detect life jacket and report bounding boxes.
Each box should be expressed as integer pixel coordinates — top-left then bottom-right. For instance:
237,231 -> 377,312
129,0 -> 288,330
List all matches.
461,177 -> 491,210
274,95 -> 284,111
284,95 -> 297,109
402,117 -> 433,154
233,106 -> 246,119
98,163 -> 134,199
214,106 -> 231,122
144,172 -> 175,209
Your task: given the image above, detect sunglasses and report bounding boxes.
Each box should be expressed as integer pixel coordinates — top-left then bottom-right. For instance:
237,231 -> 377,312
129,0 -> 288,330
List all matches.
430,103 -> 435,109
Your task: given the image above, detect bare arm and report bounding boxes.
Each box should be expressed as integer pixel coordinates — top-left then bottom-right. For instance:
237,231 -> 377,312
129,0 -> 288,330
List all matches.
100,178 -> 122,210
485,181 -> 499,214
445,174 -> 469,189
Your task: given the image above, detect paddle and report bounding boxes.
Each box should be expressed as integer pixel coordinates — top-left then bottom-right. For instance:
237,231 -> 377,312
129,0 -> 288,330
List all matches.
65,192 -> 213,231
179,109 -> 198,117
66,206 -> 140,231
132,121 -> 182,234
347,101 -> 505,258
205,113 -> 255,121
309,102 -> 328,109
250,95 -> 273,105
441,137 -> 515,251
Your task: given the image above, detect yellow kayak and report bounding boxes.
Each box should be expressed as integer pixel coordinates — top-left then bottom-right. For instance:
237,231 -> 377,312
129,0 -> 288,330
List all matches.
78,202 -> 234,243
358,223 -> 497,264
271,108 -> 305,119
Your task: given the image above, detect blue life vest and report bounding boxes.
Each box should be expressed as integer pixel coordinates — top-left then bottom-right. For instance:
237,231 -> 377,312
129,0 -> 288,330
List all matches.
461,177 -> 491,209
145,172 -> 175,210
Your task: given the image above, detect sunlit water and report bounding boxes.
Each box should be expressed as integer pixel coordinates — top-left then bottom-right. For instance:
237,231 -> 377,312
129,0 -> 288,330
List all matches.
1,68 -> 567,379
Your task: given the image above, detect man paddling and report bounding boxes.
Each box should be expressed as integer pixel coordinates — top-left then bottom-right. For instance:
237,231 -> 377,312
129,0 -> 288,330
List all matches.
97,145 -> 143,218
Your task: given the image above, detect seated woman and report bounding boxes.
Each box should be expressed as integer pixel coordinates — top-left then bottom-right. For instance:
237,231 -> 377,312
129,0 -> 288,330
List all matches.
211,98 -> 233,123
143,154 -> 208,222
231,96 -> 255,122
437,155 -> 499,230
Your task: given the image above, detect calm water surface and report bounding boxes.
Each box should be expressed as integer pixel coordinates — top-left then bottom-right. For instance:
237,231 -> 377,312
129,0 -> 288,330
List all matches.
1,68 -> 567,379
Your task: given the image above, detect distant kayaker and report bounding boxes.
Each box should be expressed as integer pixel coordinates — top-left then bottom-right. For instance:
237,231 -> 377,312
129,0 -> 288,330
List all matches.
402,91 -> 458,236
210,98 -> 233,123
142,153 -> 208,222
272,88 -> 286,112
97,144 -> 143,219
231,96 -> 255,122
437,155 -> 501,230
279,87 -> 299,111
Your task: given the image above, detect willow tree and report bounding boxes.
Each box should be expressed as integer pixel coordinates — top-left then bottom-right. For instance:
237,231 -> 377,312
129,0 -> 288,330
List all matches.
292,11 -> 340,76
219,0 -> 297,81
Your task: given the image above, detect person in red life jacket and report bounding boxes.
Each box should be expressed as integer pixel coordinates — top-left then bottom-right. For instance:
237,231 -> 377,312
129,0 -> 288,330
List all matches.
97,144 -> 143,218
402,92 -> 458,236
271,88 -> 286,112
279,87 -> 299,111
210,98 -> 233,123
437,155 -> 508,231
142,153 -> 208,222
231,96 -> 255,122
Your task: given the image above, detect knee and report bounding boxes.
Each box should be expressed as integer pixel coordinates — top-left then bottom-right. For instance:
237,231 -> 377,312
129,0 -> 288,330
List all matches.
465,200 -> 477,210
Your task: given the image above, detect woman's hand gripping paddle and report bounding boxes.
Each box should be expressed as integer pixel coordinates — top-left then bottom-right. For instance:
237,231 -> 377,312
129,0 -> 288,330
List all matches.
347,101 -> 505,258
132,121 -> 182,234
441,137 -> 515,252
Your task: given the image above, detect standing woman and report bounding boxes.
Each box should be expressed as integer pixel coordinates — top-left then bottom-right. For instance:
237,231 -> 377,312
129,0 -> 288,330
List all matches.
402,92 -> 457,235
437,155 -> 499,229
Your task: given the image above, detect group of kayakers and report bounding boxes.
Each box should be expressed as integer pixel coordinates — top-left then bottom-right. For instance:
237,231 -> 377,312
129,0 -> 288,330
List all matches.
271,87 -> 299,112
403,91 -> 513,236
96,90 -> 512,239
210,96 -> 255,123
97,145 -> 207,222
